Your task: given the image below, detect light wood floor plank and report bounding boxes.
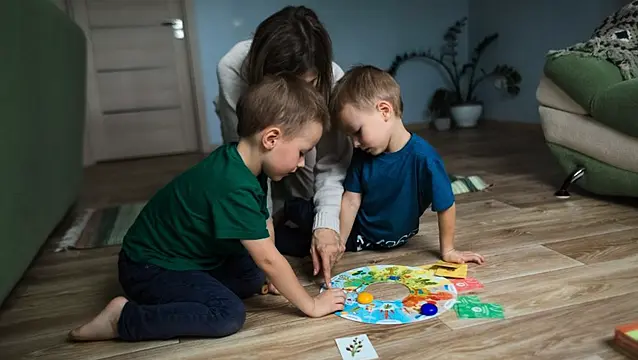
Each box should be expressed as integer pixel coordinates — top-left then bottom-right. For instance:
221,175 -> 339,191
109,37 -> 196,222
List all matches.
466,244 -> 583,283
20,336 -> 178,360
545,228 -> 638,264
419,216 -> 634,255
439,255 -> 638,330
355,293 -> 638,360
318,244 -> 582,289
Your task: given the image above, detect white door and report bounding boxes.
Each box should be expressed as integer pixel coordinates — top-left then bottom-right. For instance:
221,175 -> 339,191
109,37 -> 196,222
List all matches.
72,0 -> 200,161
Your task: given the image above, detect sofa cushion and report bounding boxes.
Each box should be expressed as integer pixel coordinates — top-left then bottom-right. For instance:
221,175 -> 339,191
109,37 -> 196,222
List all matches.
536,75 -> 588,115
539,106 -> 638,173
544,54 -> 622,112
590,78 -> 638,138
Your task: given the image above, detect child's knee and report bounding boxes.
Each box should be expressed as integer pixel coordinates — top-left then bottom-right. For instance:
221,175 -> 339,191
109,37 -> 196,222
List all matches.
211,300 -> 247,337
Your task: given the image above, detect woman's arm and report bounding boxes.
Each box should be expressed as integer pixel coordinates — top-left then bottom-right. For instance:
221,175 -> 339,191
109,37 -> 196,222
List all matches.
309,62 -> 355,286
312,63 -> 352,233
215,41 -> 251,144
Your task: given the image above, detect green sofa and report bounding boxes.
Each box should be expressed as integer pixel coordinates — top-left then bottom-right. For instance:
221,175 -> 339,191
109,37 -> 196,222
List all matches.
536,3 -> 638,198
537,55 -> 638,198
0,0 -> 86,305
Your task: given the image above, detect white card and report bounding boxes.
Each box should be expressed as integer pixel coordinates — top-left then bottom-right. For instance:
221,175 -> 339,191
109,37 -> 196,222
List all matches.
334,334 -> 379,360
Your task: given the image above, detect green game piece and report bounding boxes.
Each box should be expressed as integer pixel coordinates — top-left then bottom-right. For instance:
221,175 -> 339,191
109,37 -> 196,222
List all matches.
453,295 -> 481,310
627,329 -> 638,340
455,303 -> 505,319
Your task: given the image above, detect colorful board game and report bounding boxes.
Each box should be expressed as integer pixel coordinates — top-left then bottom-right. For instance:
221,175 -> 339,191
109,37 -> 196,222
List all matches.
324,265 -> 458,324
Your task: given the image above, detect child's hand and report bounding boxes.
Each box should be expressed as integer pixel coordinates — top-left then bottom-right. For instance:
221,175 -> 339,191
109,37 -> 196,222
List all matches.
443,249 -> 485,265
309,288 -> 347,317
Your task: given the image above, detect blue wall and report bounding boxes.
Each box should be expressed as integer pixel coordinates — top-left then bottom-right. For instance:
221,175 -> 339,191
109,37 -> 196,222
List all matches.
193,0 -> 628,145
193,0 -> 469,145
469,0 -> 627,123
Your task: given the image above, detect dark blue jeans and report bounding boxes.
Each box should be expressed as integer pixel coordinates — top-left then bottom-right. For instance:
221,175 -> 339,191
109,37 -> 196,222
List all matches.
274,198 -> 360,257
116,250 -> 265,341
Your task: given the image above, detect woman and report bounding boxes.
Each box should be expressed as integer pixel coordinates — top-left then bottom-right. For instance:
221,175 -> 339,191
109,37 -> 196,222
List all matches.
216,6 -> 351,287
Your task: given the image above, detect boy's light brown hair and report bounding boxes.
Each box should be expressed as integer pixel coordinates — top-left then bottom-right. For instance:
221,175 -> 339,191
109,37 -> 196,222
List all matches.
329,65 -> 403,122
236,73 -> 330,138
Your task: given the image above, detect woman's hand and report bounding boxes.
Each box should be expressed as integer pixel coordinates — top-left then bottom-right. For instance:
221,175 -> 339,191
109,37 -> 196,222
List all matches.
310,228 -> 345,287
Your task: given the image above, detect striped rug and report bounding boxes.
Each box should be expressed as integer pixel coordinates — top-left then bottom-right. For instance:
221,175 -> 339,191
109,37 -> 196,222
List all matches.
449,174 -> 492,195
55,202 -> 146,251
55,174 -> 491,251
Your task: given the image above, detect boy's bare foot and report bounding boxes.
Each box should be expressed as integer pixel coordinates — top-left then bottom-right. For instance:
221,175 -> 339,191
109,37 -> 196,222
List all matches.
68,296 -> 128,341
268,282 -> 280,295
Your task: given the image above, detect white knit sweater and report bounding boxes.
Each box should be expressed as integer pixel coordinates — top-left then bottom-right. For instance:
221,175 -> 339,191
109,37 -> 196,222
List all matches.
215,40 -> 352,234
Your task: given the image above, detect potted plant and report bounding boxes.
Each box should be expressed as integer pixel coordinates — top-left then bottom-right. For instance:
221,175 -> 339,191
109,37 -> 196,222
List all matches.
428,88 -> 454,131
387,17 -> 522,128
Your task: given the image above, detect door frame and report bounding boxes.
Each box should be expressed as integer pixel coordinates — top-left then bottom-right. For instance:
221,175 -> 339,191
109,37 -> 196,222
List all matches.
64,0 -> 212,166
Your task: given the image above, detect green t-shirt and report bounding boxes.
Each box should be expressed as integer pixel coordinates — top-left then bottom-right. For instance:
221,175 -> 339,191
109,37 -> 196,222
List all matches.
121,143 -> 270,271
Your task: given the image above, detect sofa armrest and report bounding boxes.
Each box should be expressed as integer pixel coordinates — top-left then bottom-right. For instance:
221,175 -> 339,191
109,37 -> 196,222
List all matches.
544,54 -> 623,113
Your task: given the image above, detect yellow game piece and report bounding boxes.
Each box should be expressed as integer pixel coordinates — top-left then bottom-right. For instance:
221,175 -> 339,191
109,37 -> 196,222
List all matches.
357,292 -> 374,304
434,263 -> 468,279
434,260 -> 464,269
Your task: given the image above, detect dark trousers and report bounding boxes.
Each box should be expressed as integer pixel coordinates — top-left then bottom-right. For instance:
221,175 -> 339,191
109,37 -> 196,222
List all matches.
116,250 -> 265,341
274,198 -> 360,257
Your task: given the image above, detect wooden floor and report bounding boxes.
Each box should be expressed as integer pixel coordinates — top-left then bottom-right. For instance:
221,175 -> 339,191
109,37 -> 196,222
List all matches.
1,122 -> 637,359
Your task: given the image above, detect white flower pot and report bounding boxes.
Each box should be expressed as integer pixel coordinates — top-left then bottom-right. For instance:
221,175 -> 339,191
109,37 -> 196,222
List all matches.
433,117 -> 451,131
451,103 -> 483,128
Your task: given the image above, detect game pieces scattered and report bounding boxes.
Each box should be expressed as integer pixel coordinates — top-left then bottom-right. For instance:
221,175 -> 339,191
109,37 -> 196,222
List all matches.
614,321 -> 638,358
453,294 -> 482,308
451,277 -> 484,293
420,261 -> 505,320
331,262 -> 498,359
434,261 -> 468,279
357,292 -> 374,304
419,260 -> 468,279
455,298 -> 504,319
335,334 -> 379,360
420,303 -> 438,316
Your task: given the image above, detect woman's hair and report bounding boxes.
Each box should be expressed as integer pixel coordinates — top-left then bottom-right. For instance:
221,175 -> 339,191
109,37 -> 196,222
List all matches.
244,6 -> 334,101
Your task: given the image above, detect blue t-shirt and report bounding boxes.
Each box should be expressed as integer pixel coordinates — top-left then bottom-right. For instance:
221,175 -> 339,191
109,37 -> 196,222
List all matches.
343,134 -> 454,249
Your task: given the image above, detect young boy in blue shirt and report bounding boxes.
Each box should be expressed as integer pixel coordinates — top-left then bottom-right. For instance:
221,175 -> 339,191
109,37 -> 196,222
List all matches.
68,74 -> 347,342
332,65 -> 484,264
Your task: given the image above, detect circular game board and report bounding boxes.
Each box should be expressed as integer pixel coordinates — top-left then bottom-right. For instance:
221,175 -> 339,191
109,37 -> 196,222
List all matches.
323,264 -> 458,324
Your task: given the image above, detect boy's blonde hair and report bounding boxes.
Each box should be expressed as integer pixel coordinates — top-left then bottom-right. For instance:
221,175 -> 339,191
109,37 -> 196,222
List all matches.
236,73 -> 330,138
329,65 -> 403,121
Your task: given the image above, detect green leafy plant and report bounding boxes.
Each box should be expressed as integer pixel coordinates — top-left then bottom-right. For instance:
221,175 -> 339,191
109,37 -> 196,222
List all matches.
387,17 -> 522,107
346,337 -> 363,356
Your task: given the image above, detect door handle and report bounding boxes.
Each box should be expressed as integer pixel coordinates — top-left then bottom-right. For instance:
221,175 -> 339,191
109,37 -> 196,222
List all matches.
161,19 -> 183,29
161,19 -> 184,39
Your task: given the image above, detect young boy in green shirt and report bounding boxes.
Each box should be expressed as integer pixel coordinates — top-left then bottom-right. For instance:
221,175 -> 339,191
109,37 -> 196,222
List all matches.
68,74 -> 347,342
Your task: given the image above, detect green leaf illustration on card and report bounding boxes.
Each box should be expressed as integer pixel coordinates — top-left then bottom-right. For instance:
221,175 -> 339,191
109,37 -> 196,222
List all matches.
455,303 -> 504,319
